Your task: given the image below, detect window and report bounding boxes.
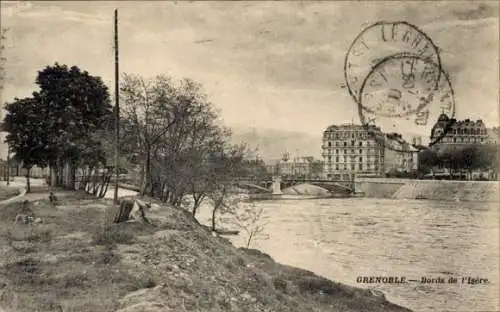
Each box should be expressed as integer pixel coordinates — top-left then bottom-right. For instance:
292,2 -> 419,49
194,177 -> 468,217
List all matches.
336,149 -> 339,154
335,156 -> 339,162
453,138 -> 456,143
351,164 -> 355,170
328,156 -> 331,161
351,149 -> 354,154
335,164 -> 339,170
359,163 -> 363,170
328,142 -> 331,147
351,140 -> 355,146
344,149 -> 347,154
359,141 -> 363,146
359,157 -> 363,162
343,142 -> 347,147
359,149 -> 362,154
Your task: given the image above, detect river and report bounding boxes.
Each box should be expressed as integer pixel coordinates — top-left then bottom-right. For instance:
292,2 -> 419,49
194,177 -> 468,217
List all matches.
198,197 -> 499,312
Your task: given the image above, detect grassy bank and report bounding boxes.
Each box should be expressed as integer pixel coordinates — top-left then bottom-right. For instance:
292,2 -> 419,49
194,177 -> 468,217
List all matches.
0,193 -> 412,312
0,185 -> 22,201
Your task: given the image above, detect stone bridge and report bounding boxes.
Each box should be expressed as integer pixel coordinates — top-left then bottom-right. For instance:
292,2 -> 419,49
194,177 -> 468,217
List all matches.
233,177 -> 355,195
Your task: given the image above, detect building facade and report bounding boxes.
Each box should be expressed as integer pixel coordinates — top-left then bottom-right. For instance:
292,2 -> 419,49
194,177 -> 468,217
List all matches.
486,127 -> 500,145
321,124 -> 418,180
383,135 -> 419,173
321,124 -> 385,180
430,114 -> 489,150
278,153 -> 316,178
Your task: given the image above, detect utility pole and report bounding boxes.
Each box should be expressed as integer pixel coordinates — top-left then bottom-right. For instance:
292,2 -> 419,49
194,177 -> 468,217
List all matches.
6,145 -> 10,186
113,9 -> 120,204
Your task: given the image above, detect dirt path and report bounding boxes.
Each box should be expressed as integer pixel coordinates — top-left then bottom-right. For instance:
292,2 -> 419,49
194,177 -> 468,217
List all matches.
0,177 -> 138,207
0,178 -> 75,206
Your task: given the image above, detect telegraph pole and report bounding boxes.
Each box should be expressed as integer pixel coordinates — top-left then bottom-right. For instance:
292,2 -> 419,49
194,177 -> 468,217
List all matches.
113,9 -> 120,204
6,145 -> 10,185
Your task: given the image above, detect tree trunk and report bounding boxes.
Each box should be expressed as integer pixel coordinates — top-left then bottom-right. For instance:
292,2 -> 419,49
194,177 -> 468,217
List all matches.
99,174 -> 111,198
71,162 -> 77,190
84,166 -> 93,193
211,204 -> 217,232
211,186 -> 227,232
192,193 -> 205,217
140,149 -> 152,197
114,198 -> 152,224
246,231 -> 254,248
162,188 -> 170,203
159,181 -> 167,201
49,166 -> 53,186
64,161 -> 76,190
57,160 -> 64,187
92,167 -> 99,196
25,167 -> 32,193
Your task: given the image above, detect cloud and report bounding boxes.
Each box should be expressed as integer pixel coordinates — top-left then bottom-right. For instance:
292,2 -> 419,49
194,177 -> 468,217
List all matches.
1,1 -> 111,25
452,3 -> 498,21
0,0 -> 498,142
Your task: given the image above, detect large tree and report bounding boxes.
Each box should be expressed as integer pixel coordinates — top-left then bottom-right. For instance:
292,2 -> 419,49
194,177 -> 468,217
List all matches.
3,96 -> 51,192
120,74 -> 227,198
2,63 -> 113,189
35,64 -> 112,185
417,148 -> 439,176
120,74 -> 197,196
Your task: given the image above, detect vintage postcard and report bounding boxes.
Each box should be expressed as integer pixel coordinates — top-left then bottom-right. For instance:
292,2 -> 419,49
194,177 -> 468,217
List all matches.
0,1 -> 498,312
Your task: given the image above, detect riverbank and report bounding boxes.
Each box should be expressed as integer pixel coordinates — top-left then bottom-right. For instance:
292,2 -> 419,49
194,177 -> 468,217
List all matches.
355,178 -> 500,202
0,193 -> 412,312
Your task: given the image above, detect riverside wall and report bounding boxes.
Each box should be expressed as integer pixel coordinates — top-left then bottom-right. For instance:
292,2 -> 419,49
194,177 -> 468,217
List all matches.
355,177 -> 500,202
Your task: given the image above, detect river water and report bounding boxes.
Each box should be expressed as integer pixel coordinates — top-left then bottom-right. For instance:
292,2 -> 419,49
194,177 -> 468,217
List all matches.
199,197 -> 499,312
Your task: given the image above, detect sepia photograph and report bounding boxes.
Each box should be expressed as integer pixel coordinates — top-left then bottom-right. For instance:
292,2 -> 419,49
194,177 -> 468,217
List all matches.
0,1 -> 498,312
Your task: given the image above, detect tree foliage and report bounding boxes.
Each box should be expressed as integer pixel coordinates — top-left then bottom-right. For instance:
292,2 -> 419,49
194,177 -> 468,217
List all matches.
418,144 -> 499,179
2,96 -> 51,192
119,73 -> 249,221
2,63 -> 113,191
35,63 -> 113,164
120,74 -> 207,196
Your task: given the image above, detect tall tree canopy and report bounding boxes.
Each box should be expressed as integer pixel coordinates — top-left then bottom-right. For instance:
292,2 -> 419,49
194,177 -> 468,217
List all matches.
35,63 -> 113,161
2,63 -> 113,189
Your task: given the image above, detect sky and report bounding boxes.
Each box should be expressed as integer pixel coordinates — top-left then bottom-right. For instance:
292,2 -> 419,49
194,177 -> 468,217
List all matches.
0,1 -> 498,141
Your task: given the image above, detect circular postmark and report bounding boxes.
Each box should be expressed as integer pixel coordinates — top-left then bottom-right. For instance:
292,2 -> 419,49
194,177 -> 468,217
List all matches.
344,21 -> 442,104
358,55 -> 455,152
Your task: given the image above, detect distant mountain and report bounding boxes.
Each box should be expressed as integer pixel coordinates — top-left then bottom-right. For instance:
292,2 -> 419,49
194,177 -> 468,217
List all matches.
230,126 -> 323,163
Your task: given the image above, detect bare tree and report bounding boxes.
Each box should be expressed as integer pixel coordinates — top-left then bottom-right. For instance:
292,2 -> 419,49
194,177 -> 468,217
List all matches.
216,197 -> 269,248
234,203 -> 269,248
120,74 -> 181,196
120,75 -> 216,198
202,144 -> 247,232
